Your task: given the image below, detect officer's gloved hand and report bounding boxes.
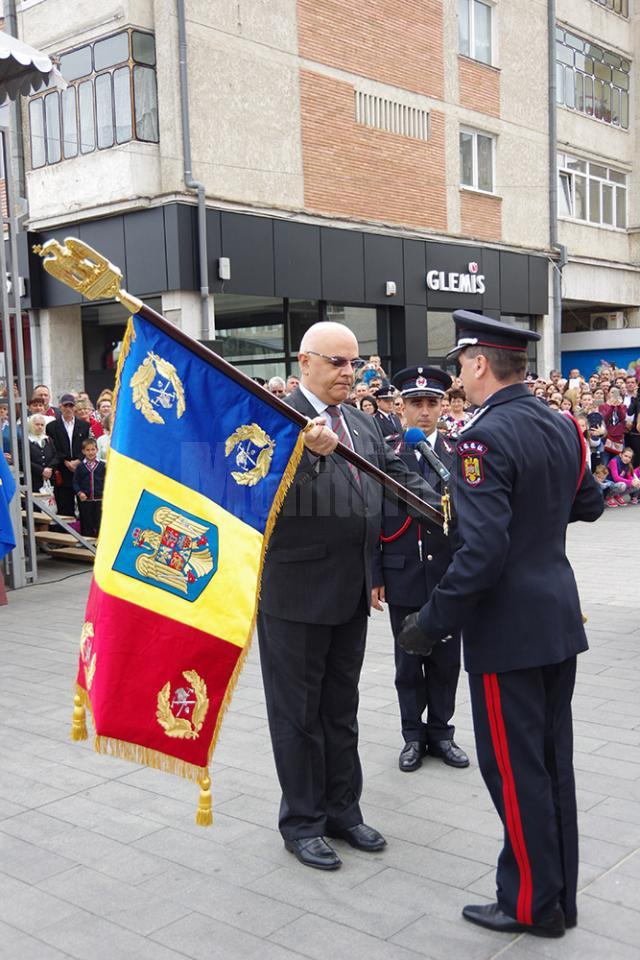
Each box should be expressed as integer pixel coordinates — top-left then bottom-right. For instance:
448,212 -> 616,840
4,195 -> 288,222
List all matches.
397,612 -> 439,656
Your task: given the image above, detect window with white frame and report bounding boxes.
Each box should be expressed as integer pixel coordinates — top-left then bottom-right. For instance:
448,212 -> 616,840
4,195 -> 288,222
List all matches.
459,0 -> 493,65
558,153 -> 627,228
556,27 -> 630,128
460,129 -> 495,192
28,28 -> 159,169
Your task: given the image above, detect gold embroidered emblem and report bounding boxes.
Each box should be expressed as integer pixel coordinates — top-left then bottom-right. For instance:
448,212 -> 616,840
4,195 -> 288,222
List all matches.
131,507 -> 216,595
129,352 -> 185,425
225,423 -> 275,487
156,670 -> 209,739
80,621 -> 97,690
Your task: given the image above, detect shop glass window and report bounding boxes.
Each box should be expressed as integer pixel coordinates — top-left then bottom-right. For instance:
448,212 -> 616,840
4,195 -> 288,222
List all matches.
558,151 -> 627,228
556,27 -> 629,127
458,0 -> 493,65
28,29 -> 159,168
460,128 -> 495,193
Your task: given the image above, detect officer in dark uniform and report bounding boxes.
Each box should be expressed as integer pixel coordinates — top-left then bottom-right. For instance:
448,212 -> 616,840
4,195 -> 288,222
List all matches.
398,312 -> 603,939
372,367 -> 469,772
373,384 -> 403,438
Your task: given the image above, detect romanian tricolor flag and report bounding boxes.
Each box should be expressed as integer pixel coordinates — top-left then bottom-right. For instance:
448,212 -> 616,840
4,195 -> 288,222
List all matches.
73,312 -> 305,823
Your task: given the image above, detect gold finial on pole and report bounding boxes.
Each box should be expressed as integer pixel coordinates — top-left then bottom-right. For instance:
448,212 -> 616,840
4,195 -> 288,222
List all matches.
33,237 -> 143,315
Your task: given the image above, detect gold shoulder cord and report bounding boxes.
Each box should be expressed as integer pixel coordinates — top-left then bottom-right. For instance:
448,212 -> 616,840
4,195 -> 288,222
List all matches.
441,488 -> 451,537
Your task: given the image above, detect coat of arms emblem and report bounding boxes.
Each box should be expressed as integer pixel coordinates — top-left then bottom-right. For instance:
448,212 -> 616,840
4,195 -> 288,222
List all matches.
225,423 -> 275,487
458,440 -> 488,487
130,351 -> 186,425
113,492 -> 219,600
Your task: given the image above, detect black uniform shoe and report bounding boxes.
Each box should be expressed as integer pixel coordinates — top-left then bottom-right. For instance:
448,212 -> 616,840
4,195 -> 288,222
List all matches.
399,741 -> 426,772
326,823 -> 386,851
428,739 -> 470,768
462,903 -> 565,938
284,837 -> 341,870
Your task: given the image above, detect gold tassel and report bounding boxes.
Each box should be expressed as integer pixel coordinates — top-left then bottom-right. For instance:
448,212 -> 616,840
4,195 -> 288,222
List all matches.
71,693 -> 88,741
196,773 -> 213,826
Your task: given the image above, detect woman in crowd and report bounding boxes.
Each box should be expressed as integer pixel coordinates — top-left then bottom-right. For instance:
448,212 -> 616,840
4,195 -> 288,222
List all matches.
97,413 -> 112,462
359,396 -> 378,415
599,387 -> 627,464
28,413 -> 58,492
393,395 -> 406,427
608,447 -> 640,505
445,388 -> 470,435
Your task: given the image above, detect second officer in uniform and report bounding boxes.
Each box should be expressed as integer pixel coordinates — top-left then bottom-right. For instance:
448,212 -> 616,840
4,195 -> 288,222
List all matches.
372,367 -> 469,772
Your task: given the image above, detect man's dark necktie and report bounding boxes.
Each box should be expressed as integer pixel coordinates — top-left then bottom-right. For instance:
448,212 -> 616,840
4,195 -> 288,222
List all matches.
325,404 -> 360,485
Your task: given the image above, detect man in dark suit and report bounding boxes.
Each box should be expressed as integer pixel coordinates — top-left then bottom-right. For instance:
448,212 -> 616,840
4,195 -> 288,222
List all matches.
372,366 -> 469,773
373,384 -> 403,438
398,313 -> 604,939
46,394 -> 91,516
258,321 -> 440,871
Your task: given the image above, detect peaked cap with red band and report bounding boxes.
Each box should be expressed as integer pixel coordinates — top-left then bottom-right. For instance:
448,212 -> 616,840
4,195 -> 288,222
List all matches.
447,310 -> 541,361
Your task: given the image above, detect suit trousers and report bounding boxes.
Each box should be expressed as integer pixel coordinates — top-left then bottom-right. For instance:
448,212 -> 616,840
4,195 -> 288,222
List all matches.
257,600 -> 367,840
54,484 -> 76,518
468,657 -> 578,927
389,604 -> 460,744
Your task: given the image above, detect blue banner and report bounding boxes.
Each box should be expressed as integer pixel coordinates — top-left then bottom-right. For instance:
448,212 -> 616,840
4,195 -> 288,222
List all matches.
0,453 -> 16,560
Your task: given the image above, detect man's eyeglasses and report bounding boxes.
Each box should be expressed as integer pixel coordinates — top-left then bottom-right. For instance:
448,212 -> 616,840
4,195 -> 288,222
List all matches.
305,350 -> 365,370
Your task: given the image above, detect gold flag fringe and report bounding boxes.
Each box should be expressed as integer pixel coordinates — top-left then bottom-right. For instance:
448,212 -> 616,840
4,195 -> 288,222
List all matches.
94,735 -> 207,783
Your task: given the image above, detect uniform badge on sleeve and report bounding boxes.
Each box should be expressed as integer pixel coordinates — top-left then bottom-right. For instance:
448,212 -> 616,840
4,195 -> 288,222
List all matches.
458,440 -> 488,486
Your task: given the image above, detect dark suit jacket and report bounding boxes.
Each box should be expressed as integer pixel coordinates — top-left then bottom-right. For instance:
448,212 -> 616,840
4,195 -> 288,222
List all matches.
259,388 -> 440,625
374,410 -> 402,438
373,433 -> 454,608
417,384 -> 604,674
46,417 -> 91,487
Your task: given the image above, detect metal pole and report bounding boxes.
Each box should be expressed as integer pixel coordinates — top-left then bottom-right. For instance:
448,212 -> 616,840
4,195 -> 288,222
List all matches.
177,0 -> 210,341
548,0 -> 565,371
3,125 -> 37,582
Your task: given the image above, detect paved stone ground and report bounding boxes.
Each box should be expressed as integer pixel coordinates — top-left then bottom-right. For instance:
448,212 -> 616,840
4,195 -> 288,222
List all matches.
1,510 -> 639,960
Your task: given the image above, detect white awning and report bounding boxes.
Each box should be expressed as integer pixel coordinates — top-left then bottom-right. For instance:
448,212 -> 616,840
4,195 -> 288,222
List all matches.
0,32 -> 66,104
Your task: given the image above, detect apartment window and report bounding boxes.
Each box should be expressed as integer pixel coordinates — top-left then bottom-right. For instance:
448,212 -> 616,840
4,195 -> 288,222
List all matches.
460,129 -> 495,192
28,28 -> 159,168
558,153 -> 627,228
591,0 -> 629,16
556,27 -> 629,128
459,0 -> 493,65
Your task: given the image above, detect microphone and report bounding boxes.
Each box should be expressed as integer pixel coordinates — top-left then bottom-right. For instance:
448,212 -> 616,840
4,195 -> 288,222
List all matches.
404,427 -> 451,483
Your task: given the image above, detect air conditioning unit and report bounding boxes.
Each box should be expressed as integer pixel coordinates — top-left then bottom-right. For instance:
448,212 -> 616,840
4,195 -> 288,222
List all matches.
590,311 -> 626,331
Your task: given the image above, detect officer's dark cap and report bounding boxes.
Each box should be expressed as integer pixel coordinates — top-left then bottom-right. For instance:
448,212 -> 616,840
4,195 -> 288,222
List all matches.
447,311 -> 541,360
392,366 -> 452,398
373,384 -> 395,400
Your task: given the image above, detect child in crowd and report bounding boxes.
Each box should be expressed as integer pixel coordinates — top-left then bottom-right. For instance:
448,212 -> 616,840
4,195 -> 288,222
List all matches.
608,447 -> 640,506
593,464 -> 627,507
73,437 -> 106,536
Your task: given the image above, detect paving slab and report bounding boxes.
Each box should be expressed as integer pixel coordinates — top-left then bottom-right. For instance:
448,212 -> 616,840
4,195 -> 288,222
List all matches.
0,513 -> 638,960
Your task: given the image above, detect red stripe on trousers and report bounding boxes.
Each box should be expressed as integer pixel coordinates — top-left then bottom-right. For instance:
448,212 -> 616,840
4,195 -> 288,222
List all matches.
483,673 -> 534,925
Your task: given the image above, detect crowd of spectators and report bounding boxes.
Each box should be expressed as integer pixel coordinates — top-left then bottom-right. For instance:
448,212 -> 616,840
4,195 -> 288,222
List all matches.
0,384 -> 112,537
1,358 -> 638,543
257,356 -> 640,511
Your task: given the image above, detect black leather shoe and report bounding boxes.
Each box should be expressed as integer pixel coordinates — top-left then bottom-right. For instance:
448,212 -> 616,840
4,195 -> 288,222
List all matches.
462,903 -> 565,938
399,741 -> 426,772
284,836 -> 341,870
428,739 -> 470,768
326,823 -> 386,851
